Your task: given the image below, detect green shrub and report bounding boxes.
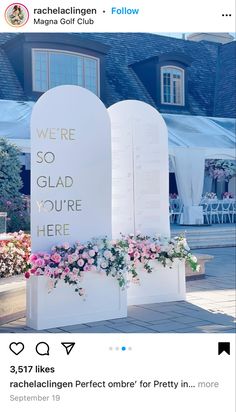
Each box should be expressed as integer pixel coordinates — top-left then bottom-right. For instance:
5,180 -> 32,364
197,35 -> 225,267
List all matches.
0,138 -> 30,232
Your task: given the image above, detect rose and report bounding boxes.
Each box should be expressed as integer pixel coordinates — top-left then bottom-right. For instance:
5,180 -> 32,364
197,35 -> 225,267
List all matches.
82,252 -> 89,259
78,259 -> 85,267
35,258 -> 45,267
100,260 -> 108,269
29,254 -> 37,263
51,253 -> 61,264
133,251 -> 140,259
88,249 -> 96,257
103,250 -> 112,259
43,253 -> 50,261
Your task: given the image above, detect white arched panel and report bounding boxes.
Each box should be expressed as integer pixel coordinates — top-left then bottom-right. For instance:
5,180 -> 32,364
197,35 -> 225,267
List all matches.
31,85 -> 111,252
108,100 -> 170,238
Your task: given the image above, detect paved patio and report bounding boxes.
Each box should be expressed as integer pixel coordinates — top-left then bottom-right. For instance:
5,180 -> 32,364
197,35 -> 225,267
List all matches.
0,247 -> 235,333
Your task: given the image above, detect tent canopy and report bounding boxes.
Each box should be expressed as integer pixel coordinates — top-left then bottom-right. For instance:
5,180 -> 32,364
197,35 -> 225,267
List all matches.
163,114 -> 235,159
0,100 -> 235,155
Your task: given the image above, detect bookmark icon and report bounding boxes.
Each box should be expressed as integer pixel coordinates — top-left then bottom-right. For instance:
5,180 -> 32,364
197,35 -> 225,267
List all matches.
218,342 -> 230,355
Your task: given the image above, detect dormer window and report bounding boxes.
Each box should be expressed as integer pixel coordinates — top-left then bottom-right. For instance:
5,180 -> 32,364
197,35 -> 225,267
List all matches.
161,66 -> 184,105
32,49 -> 99,95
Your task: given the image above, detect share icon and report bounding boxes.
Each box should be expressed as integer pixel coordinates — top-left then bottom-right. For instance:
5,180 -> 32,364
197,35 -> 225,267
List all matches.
61,342 -> 76,355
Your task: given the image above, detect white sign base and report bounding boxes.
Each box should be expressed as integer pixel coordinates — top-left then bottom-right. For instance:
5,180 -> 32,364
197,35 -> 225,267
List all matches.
127,259 -> 186,305
27,275 -> 127,330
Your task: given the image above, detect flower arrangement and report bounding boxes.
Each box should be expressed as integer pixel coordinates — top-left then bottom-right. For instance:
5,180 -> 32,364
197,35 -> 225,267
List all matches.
25,234 -> 199,294
0,231 -> 31,278
26,238 -> 129,294
203,192 -> 217,200
0,230 -> 199,294
222,192 -> 234,199
122,233 -> 199,280
205,159 -> 236,182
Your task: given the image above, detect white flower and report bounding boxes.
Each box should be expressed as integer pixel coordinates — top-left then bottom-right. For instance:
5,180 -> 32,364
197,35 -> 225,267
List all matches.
104,250 -> 112,259
100,260 -> 108,269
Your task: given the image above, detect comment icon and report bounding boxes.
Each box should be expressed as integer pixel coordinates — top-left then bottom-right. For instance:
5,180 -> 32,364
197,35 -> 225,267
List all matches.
36,342 -> 50,356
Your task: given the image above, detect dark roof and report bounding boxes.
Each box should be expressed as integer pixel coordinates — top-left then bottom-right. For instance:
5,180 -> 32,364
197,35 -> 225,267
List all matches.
0,33 -> 235,117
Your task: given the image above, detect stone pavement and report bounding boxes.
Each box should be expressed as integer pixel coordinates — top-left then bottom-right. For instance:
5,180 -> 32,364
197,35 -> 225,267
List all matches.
0,247 -> 235,334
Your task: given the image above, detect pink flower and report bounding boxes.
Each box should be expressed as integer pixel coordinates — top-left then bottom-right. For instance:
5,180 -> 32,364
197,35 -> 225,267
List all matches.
44,267 -> 52,277
25,271 -> 30,279
35,258 -> 45,267
88,250 -> 96,257
51,253 -> 61,264
30,254 -> 38,263
35,268 -> 43,276
68,253 -> 78,264
54,268 -> 62,276
43,253 -> 50,261
70,273 -> 78,281
68,255 -> 74,264
82,252 -> 89,259
134,251 -> 140,259
78,259 -> 85,267
63,242 -> 70,250
150,244 -> 156,253
88,258 -> 94,264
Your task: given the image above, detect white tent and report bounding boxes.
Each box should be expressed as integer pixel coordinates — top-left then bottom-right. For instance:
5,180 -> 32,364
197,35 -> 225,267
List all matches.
1,100 -> 235,224
163,114 -> 235,223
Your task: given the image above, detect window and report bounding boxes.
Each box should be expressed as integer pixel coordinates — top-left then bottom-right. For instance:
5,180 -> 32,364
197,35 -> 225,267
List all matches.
161,66 -> 184,105
32,49 -> 99,95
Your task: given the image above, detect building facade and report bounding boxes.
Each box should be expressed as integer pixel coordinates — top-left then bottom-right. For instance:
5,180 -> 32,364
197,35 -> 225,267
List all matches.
0,32 -> 235,194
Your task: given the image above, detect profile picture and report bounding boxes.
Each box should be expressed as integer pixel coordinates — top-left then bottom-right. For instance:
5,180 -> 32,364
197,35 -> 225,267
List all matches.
5,3 -> 29,27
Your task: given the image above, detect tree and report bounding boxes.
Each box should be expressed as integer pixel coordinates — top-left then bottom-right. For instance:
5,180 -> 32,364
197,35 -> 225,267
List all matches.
0,137 -> 23,198
0,138 -> 29,232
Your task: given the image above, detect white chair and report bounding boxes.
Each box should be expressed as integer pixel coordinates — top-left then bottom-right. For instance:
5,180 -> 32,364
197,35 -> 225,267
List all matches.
202,203 -> 210,224
171,200 -> 183,224
220,201 -> 232,223
209,202 -> 220,224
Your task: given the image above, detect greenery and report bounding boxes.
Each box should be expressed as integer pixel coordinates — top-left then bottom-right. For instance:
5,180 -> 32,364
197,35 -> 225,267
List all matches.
0,138 -> 30,232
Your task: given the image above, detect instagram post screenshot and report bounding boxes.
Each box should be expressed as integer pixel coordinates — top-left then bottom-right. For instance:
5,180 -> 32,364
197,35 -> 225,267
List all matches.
0,0 -> 235,411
